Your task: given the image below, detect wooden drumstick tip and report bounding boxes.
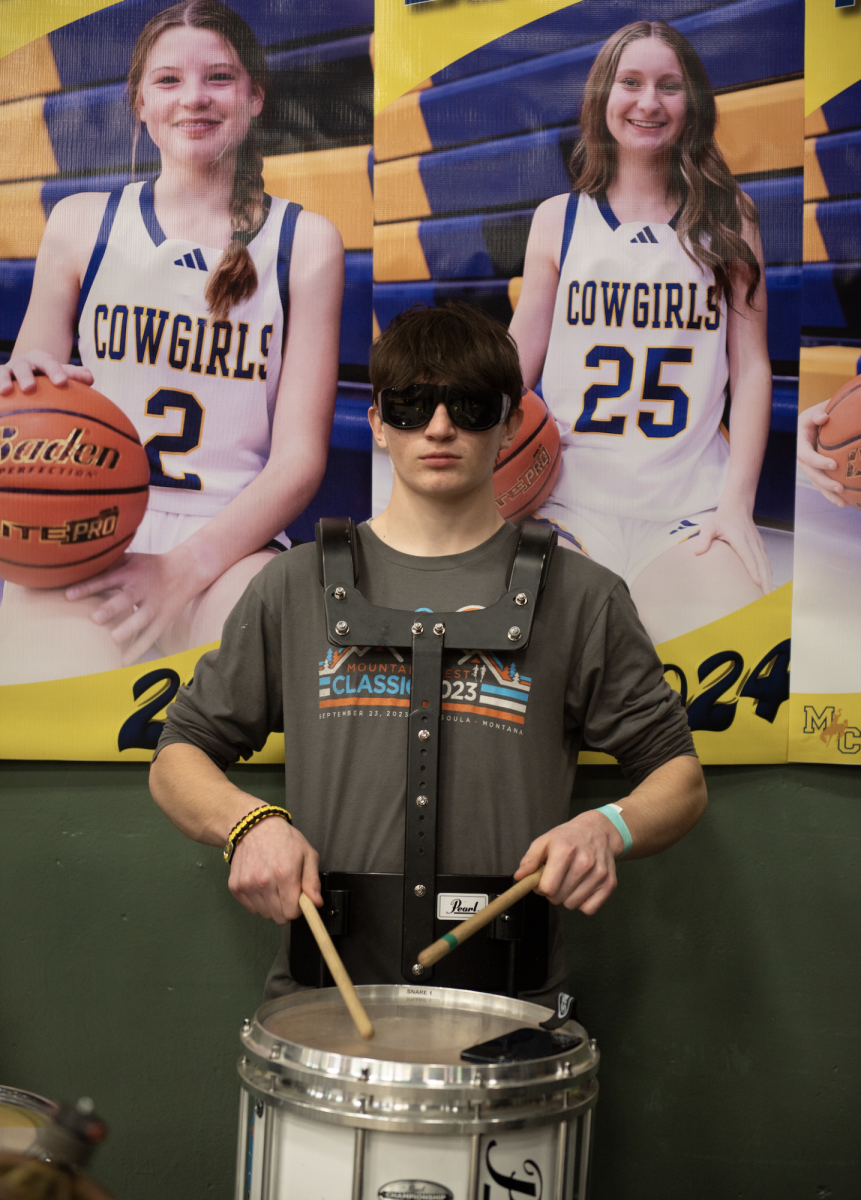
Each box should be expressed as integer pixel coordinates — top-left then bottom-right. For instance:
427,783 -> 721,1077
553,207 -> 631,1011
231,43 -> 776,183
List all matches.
298,892 -> 375,1040
417,867 -> 544,968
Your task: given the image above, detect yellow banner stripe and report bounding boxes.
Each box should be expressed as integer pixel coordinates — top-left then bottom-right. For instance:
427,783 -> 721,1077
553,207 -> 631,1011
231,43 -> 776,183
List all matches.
373,219 -> 430,282
0,35 -> 60,102
0,0 -> 122,60
374,155 -> 432,224
375,89 -> 433,164
715,79 -> 803,176
0,639 -> 285,763
375,0 -> 581,113
803,137 -> 829,202
0,180 -> 46,258
799,345 -> 861,411
263,146 -> 373,252
805,0 -> 861,115
802,202 -> 828,264
0,96 -> 58,182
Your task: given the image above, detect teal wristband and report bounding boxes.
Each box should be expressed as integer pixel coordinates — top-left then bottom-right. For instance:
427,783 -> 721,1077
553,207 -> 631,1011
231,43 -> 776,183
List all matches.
595,804 -> 632,858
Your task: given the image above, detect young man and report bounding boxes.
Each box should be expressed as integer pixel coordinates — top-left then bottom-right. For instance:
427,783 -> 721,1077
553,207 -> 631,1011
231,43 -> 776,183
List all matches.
149,303 -> 706,1004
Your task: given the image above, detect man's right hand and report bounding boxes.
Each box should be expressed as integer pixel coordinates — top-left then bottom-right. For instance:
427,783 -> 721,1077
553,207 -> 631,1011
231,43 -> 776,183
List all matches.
227,817 -> 323,923
149,743 -> 323,923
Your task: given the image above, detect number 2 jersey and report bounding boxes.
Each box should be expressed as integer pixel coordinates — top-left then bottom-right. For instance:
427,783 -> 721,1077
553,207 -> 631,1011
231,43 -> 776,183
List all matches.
541,192 -> 730,521
78,180 -> 301,518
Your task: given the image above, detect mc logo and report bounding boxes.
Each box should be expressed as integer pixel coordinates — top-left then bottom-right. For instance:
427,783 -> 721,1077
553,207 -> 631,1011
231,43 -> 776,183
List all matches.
802,706 -> 861,754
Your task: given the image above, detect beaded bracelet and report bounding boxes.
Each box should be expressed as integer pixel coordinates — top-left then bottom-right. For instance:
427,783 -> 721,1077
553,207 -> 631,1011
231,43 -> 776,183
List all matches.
223,805 -> 292,865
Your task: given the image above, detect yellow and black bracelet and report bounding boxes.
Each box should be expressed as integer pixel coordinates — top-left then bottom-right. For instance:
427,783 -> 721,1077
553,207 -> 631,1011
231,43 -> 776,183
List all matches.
223,805 -> 292,865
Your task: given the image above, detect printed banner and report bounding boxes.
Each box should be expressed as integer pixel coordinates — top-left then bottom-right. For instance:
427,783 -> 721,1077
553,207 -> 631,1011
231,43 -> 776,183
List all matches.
373,0 -> 801,763
0,0 -> 373,759
788,0 -> 861,763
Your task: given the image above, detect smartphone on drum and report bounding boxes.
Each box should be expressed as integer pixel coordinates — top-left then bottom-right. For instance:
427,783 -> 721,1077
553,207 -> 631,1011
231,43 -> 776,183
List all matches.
460,1027 -> 583,1064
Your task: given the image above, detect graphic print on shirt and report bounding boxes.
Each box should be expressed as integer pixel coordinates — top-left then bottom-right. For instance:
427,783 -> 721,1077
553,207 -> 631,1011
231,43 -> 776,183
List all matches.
444,650 -> 531,725
317,646 -> 533,729
318,644 -> 412,708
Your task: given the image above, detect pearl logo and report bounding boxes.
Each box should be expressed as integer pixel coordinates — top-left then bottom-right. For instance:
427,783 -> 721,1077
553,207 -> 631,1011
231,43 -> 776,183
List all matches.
436,893 -> 488,921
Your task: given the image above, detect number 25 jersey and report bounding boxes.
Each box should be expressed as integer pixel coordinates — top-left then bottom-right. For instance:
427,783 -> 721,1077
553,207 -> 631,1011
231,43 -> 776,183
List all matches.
541,192 -> 730,521
78,181 -> 301,518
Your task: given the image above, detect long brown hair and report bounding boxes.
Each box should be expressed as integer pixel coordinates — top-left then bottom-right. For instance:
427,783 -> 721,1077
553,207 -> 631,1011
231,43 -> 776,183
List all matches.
128,0 -> 269,321
570,20 -> 760,308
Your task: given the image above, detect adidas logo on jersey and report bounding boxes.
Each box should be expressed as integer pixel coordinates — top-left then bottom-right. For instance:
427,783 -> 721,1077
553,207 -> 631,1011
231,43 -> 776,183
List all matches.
631,226 -> 659,244
173,249 -> 209,271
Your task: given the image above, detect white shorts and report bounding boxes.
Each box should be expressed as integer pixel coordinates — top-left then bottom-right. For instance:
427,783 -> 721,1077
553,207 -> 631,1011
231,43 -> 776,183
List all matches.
533,500 -> 712,586
130,509 -> 290,555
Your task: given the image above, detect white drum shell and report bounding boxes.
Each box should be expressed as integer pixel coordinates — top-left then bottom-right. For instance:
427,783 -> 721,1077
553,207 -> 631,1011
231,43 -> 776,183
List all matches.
235,986 -> 598,1200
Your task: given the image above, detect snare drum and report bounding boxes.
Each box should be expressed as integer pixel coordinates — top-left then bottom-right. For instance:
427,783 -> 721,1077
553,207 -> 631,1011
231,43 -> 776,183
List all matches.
236,986 -> 598,1200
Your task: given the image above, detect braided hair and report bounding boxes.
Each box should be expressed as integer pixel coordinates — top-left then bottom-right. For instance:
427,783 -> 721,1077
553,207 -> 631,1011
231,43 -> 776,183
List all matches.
127,0 -> 269,321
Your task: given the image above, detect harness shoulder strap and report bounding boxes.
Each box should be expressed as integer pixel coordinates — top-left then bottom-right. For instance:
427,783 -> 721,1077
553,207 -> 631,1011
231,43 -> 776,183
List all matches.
507,522 -> 557,597
316,517 -> 358,589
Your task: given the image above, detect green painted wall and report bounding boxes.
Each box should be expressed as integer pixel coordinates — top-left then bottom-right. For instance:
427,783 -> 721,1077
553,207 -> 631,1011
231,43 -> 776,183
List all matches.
0,760 -> 857,1199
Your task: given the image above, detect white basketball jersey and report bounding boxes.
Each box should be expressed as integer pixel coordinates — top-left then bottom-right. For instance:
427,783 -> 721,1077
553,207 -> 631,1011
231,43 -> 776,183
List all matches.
78,181 -> 301,518
541,193 -> 730,520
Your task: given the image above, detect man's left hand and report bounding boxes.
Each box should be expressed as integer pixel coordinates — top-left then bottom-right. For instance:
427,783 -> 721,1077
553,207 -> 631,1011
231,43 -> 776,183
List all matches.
514,811 -> 625,915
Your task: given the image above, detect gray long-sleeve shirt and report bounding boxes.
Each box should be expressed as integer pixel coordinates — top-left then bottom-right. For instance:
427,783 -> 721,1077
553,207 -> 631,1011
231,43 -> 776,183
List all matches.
157,521 -> 696,998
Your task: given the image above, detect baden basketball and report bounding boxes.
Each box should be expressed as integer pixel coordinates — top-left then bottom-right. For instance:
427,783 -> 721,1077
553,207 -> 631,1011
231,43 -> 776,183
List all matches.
816,375 -> 861,510
0,377 -> 149,588
493,389 -> 561,521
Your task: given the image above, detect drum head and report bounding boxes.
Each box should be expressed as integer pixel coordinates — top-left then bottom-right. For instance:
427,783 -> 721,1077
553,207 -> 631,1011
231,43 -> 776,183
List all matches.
0,1087 -> 53,1155
264,992 -> 534,1065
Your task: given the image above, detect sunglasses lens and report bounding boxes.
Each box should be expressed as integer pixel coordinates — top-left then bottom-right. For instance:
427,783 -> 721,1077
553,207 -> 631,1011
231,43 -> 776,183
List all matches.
446,388 -> 506,430
381,385 -> 436,428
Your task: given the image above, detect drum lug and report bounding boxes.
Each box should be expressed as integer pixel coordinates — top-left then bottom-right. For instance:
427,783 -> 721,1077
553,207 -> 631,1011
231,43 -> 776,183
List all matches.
488,895 -> 524,941
321,888 -> 351,937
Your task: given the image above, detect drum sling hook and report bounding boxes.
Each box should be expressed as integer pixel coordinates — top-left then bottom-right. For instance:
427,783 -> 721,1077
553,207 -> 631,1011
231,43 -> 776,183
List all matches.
315,518 -> 557,983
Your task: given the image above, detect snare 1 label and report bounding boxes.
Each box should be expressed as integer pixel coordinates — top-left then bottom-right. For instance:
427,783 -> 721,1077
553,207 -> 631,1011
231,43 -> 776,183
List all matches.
436,893 -> 488,921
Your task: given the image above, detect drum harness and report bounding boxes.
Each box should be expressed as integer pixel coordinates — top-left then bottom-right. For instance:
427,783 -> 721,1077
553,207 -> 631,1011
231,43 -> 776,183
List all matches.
292,517 -> 558,996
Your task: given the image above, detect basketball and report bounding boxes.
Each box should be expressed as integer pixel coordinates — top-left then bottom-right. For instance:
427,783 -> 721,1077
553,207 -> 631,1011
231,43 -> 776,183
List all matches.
0,377 -> 149,588
493,389 -> 561,521
816,375 -> 861,510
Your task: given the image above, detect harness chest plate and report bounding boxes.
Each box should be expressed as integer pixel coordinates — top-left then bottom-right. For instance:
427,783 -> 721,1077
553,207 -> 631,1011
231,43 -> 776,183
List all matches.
315,518 -> 557,984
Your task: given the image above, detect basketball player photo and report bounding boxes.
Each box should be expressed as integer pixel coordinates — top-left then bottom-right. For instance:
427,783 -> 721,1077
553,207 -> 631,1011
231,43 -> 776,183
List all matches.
0,1 -> 348,690
372,0 -> 802,763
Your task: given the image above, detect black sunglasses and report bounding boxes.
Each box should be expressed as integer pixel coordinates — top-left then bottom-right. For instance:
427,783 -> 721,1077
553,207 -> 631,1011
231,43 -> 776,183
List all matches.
378,383 -> 512,432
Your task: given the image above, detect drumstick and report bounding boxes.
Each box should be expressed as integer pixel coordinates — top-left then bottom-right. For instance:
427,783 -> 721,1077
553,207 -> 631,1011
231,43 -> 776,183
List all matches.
298,893 -> 375,1040
417,867 -> 544,968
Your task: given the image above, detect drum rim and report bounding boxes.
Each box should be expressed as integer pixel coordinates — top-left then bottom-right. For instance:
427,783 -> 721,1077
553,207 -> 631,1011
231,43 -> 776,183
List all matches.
237,1058 -> 599,1135
245,985 -> 596,1084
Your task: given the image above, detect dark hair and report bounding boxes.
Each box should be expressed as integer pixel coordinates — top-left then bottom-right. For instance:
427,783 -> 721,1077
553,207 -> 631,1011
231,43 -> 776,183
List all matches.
370,304 -> 523,410
128,0 -> 268,321
569,20 -> 760,308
